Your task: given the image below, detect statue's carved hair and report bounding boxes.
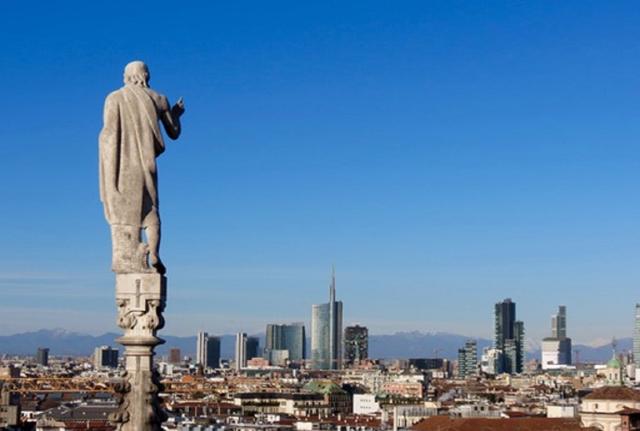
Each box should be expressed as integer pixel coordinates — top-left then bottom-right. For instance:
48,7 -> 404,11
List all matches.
123,61 -> 150,87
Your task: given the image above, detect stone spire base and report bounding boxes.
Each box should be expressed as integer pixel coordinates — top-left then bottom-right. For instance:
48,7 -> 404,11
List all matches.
110,273 -> 167,431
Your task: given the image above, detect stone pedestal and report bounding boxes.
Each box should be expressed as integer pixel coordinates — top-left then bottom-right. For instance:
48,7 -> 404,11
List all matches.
110,273 -> 167,431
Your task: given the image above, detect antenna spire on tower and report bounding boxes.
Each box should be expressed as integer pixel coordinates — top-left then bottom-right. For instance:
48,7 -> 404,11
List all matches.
330,265 -> 336,303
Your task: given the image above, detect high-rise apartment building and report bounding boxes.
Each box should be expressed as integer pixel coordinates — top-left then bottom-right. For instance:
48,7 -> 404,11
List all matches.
457,340 -> 477,378
235,332 -> 247,371
552,305 -> 567,339
542,306 -> 572,370
311,268 -> 343,370
169,348 -> 181,364
265,323 -> 306,364
196,332 -> 220,369
513,320 -> 525,373
344,325 -> 368,365
94,346 -> 119,369
196,331 -> 207,366
504,338 -> 518,373
494,298 -> 524,374
36,348 -> 49,367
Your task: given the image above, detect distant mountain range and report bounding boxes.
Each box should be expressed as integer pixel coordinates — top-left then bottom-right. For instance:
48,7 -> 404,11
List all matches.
0,329 -> 630,363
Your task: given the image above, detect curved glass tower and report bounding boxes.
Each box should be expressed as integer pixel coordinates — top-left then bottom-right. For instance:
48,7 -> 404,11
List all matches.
311,268 -> 343,370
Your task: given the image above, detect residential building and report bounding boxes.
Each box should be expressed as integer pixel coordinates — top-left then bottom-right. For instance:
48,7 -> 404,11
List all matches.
408,358 -> 445,371
36,348 -> 49,367
93,346 -> 118,369
196,331 -> 207,366
196,332 -> 220,369
304,380 -> 352,415
168,348 -> 181,364
236,332 -> 247,371
0,385 -> 19,428
580,386 -> 640,431
457,340 -> 477,378
344,325 -> 368,365
414,417 -> 589,431
513,320 -> 525,373
480,347 -> 503,375
353,394 -> 380,415
233,392 -> 329,417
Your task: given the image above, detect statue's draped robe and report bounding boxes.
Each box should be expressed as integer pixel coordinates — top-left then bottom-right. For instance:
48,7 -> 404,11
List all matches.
99,86 -> 165,227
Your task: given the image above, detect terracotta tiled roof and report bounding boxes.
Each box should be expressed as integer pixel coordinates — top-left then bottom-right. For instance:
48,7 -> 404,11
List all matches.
412,416 -> 598,431
583,386 -> 640,402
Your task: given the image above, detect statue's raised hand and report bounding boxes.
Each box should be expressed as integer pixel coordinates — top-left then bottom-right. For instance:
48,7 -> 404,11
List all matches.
172,97 -> 185,117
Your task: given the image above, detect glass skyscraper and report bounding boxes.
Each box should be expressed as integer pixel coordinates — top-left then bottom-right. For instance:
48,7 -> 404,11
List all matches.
552,305 -> 567,339
265,323 -> 306,363
494,298 -> 524,374
495,298 -> 516,351
205,336 -> 221,369
311,268 -> 343,370
246,336 -> 260,360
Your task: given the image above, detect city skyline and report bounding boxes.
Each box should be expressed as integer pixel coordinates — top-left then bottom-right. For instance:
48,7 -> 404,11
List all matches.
1,1 -> 640,344
1,285 -> 639,349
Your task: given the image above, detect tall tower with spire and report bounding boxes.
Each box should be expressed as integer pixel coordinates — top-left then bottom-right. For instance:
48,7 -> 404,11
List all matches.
634,304 -> 640,381
328,266 -> 337,367
311,266 -> 343,370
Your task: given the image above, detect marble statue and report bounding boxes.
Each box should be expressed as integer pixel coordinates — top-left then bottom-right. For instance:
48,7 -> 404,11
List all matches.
99,60 -> 185,274
99,61 -> 184,430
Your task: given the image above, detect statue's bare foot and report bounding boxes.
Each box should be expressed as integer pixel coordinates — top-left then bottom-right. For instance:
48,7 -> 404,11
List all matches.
150,254 -> 166,275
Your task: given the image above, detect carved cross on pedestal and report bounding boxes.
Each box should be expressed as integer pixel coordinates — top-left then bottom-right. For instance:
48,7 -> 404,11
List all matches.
111,273 -> 166,431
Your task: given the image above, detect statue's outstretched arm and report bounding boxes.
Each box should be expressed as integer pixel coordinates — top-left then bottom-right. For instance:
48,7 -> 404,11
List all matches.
160,96 -> 184,140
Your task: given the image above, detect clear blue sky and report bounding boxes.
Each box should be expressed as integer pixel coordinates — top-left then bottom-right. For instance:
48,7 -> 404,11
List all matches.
1,1 -> 639,346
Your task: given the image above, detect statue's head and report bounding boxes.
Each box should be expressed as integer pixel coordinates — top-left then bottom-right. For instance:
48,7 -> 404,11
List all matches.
123,61 -> 150,87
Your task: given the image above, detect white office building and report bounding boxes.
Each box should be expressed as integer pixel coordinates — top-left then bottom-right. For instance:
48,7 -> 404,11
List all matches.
353,394 -> 380,415
235,332 -> 247,371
